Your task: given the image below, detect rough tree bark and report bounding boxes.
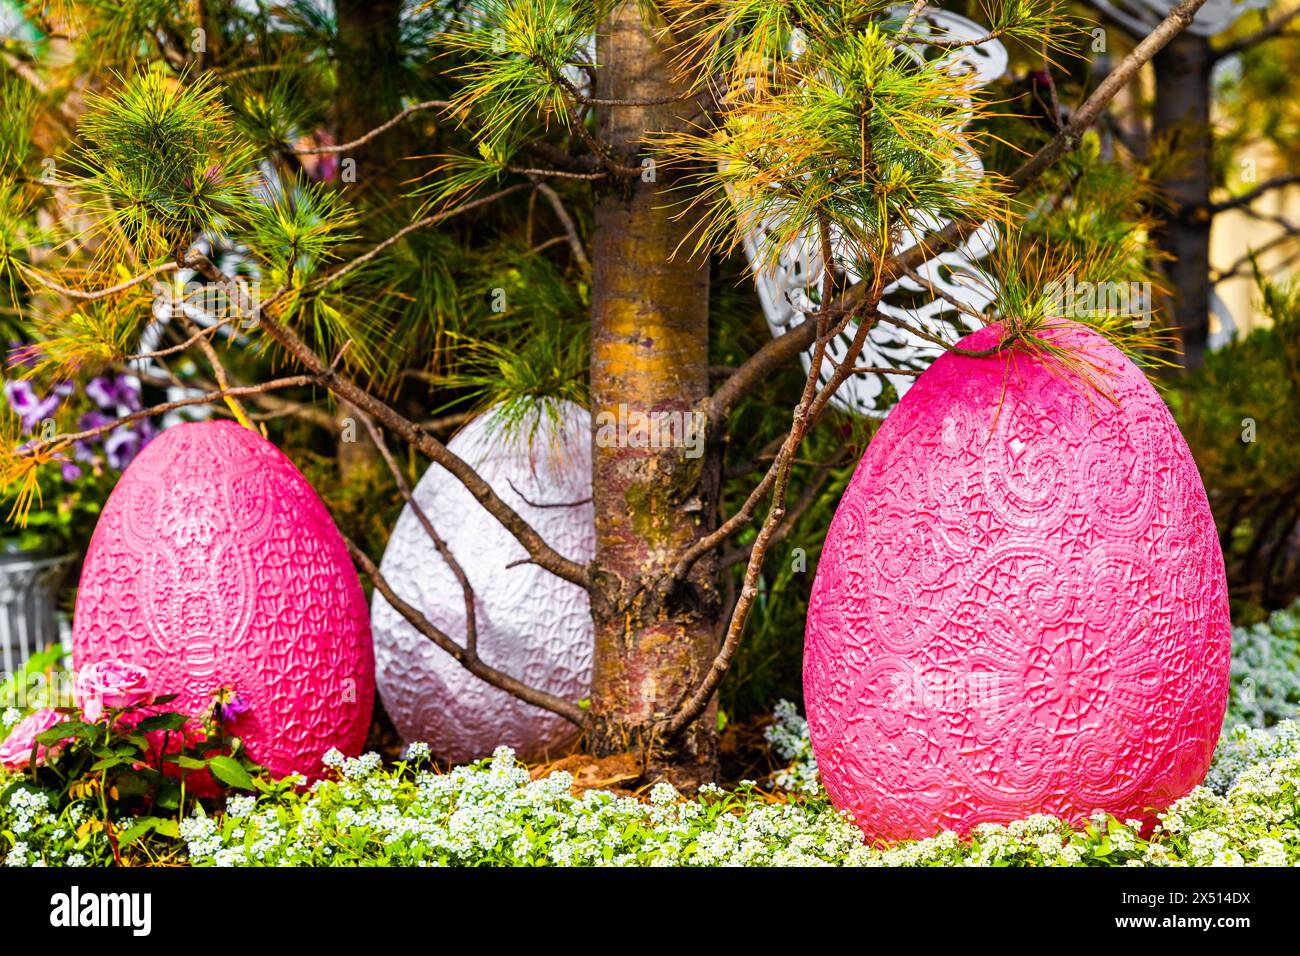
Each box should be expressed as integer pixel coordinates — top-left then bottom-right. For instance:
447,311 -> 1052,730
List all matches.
586,3 -> 721,786
333,0 -> 410,475
334,0 -> 411,187
1153,32 -> 1213,370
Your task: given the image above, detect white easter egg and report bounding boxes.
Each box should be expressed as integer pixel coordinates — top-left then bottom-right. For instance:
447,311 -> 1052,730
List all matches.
371,400 -> 593,762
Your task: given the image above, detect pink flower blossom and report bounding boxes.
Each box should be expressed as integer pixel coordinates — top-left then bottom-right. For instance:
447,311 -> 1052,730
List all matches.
76,661 -> 154,722
0,709 -> 70,769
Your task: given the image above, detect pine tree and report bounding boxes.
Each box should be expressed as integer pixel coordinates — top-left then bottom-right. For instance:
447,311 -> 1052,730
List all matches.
0,0 -> 1231,784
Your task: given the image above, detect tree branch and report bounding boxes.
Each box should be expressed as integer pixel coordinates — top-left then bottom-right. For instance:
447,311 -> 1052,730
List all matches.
355,410 -> 479,657
666,291 -> 888,737
1213,7 -> 1300,60
718,447 -> 848,570
184,252 -> 593,592
18,376 -> 316,457
177,312 -> 254,430
16,260 -> 179,302
533,181 -> 592,274
1203,174 -> 1300,216
294,99 -> 451,155
308,183 -> 534,292
344,534 -> 585,725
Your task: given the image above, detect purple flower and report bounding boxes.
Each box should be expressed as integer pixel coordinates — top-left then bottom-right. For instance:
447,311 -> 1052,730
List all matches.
61,461 -> 82,482
4,379 -> 70,433
221,693 -> 250,720
86,374 -> 142,413
104,425 -> 141,470
5,378 -> 40,416
74,410 -> 113,462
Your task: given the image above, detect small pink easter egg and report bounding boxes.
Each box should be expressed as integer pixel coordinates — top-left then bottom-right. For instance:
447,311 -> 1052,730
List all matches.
804,322 -> 1230,842
72,420 -> 375,783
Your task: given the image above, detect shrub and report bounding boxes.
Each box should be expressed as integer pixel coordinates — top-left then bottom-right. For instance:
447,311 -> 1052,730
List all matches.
1224,601 -> 1300,728
6,718 -> 1300,867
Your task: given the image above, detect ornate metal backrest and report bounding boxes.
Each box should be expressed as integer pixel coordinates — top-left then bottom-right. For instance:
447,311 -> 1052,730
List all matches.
735,7 -> 1009,417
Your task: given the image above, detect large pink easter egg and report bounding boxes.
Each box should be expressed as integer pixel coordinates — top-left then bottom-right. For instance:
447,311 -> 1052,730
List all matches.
72,420 -> 375,782
804,322 -> 1230,842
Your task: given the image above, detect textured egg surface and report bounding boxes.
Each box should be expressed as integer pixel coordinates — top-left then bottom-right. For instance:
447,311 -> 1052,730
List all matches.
804,322 -> 1230,841
372,400 -> 593,763
73,420 -> 374,782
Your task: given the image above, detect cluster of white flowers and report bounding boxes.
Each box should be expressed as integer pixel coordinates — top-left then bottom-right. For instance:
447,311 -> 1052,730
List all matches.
5,722 -> 1300,866
3,841 -> 28,866
168,745 -> 868,867
405,742 -> 431,763
225,794 -> 257,820
764,699 -> 821,795
4,788 -> 50,839
1203,719 -> 1300,793
1226,602 -> 1300,728
2,707 -> 21,730
159,723 -> 1300,868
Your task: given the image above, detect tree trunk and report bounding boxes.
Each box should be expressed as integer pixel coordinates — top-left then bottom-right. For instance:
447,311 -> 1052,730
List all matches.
333,0 -> 409,477
587,3 -> 720,787
1153,33 -> 1213,370
334,0 -> 410,190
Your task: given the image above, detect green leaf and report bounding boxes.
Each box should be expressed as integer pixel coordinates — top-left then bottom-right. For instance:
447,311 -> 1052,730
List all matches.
208,755 -> 255,791
135,713 -> 190,732
118,817 -> 160,845
35,726 -> 73,745
88,755 -> 130,771
52,720 -> 99,741
170,755 -> 209,770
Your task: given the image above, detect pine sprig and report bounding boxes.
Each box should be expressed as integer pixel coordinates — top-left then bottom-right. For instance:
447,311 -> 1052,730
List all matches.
439,0 -> 608,149
663,24 -> 1009,281
69,70 -> 258,259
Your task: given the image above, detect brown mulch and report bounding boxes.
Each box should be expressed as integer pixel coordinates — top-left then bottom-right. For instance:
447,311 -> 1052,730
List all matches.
365,696 -> 790,800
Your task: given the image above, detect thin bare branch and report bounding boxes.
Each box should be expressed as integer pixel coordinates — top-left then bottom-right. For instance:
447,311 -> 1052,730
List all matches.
356,410 -> 479,656
16,260 -> 178,302
504,477 -> 592,510
718,447 -> 849,570
126,316 -> 234,362
177,312 -> 254,430
184,252 -> 593,591
533,181 -> 592,274
18,376 -> 315,457
294,99 -> 452,155
1204,174 -> 1300,215
310,184 -> 534,292
344,534 -> 585,725
1214,6 -> 1300,59
886,1 -> 928,49
667,260 -> 888,737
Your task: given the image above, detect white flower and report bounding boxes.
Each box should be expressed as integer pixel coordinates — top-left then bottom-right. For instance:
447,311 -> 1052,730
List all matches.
405,742 -> 431,763
649,782 -> 680,807
226,795 -> 257,819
